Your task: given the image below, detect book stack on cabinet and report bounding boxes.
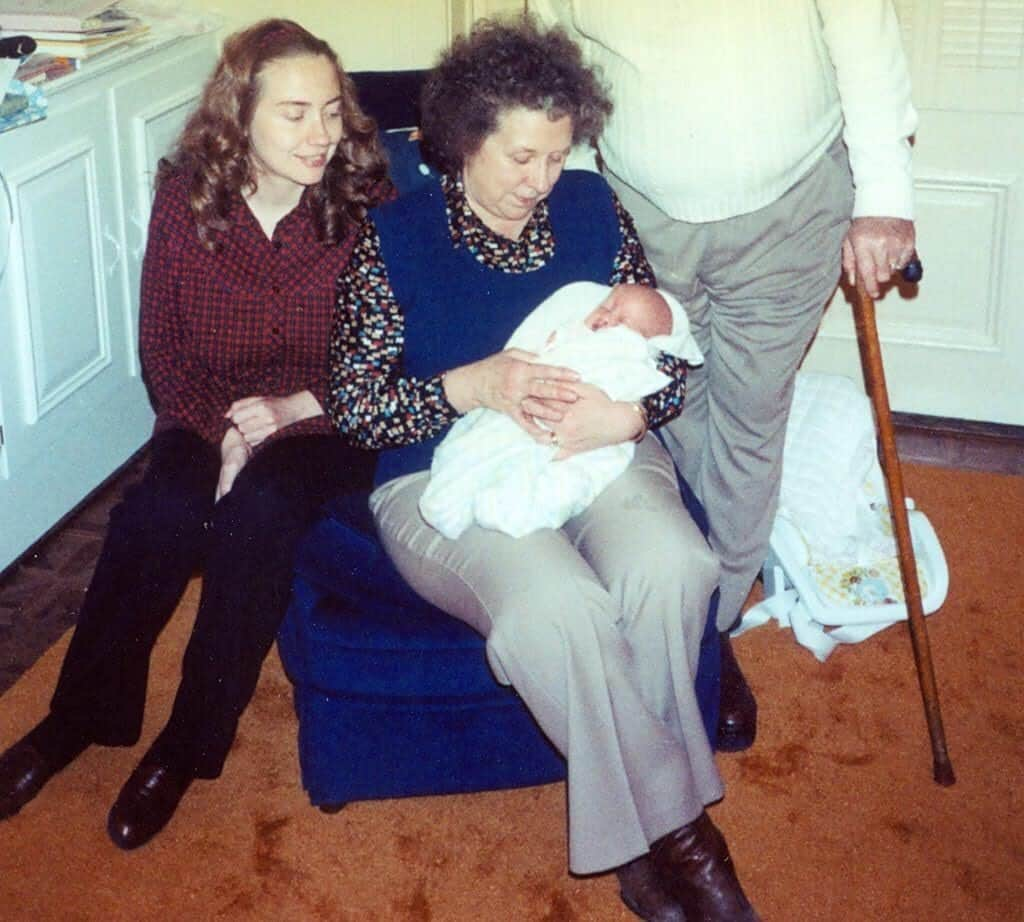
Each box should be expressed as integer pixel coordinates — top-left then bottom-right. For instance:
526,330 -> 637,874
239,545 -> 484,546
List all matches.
1,1 -> 148,80
13,50 -> 75,84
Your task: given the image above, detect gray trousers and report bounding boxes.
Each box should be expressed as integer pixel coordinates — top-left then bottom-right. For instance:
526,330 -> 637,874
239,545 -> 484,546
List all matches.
370,436 -> 723,874
607,139 -> 855,629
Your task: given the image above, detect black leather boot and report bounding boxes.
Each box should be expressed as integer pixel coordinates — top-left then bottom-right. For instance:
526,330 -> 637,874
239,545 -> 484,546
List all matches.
651,811 -> 760,922
617,852 -> 686,921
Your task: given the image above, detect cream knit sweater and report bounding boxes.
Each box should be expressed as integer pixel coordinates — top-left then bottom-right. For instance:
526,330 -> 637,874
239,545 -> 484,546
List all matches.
534,0 -> 917,223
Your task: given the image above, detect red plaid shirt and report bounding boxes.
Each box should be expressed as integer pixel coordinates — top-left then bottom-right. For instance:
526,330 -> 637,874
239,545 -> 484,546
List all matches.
139,172 -> 369,451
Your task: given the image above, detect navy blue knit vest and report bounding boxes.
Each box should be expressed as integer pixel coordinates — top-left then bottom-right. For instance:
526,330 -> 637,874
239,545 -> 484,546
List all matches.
373,170 -> 623,484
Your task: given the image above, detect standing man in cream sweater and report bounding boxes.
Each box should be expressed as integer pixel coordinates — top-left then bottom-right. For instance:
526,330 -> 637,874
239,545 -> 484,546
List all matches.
537,0 -> 917,768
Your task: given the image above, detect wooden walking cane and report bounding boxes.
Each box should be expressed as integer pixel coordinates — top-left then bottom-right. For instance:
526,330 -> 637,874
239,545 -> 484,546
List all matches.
852,258 -> 956,786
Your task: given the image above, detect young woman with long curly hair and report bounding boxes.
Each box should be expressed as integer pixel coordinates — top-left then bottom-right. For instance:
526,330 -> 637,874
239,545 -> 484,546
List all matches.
0,18 -> 391,850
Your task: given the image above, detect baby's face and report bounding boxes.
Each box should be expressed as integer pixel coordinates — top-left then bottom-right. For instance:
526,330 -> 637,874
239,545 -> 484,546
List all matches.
583,285 -> 673,338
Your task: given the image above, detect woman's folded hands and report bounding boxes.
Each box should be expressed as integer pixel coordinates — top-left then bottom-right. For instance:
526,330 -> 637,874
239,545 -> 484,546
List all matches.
225,391 -> 323,449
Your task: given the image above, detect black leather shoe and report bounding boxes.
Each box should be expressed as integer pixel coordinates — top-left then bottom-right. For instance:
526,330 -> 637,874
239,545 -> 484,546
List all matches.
717,631 -> 757,751
0,729 -> 89,821
107,760 -> 192,850
651,812 -> 760,922
0,740 -> 58,820
617,853 -> 686,921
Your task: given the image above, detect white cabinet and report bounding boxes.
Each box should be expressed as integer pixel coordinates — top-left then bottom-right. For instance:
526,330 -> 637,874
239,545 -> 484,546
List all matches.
0,32 -> 219,572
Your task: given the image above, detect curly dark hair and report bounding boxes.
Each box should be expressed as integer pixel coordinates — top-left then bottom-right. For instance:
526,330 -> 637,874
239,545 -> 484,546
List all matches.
156,19 -> 389,251
420,15 -> 612,175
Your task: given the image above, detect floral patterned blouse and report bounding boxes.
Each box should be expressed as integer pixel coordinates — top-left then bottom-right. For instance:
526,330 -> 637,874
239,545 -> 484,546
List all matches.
327,173 -> 689,450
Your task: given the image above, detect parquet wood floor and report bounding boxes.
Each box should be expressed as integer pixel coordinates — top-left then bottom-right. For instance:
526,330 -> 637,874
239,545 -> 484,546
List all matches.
0,453 -> 146,694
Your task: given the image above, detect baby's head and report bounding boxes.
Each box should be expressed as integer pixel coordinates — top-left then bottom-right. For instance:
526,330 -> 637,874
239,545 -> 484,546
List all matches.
583,284 -> 673,338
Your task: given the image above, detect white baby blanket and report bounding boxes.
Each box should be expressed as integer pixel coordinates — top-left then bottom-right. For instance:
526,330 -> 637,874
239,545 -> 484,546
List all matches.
419,282 -> 703,539
737,372 -> 948,660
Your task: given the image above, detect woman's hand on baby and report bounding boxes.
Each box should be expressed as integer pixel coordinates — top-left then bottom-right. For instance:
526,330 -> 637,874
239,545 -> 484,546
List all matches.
444,349 -> 579,439
545,383 -> 643,458
225,391 -> 323,448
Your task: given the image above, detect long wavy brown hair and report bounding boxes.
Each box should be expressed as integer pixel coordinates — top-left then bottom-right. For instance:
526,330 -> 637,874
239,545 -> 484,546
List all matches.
157,19 -> 388,250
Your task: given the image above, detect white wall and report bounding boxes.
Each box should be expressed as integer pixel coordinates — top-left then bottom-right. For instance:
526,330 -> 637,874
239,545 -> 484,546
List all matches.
201,0 -> 525,71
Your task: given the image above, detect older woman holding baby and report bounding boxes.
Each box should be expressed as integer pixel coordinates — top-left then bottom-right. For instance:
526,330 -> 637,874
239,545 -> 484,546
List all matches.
327,17 -> 758,922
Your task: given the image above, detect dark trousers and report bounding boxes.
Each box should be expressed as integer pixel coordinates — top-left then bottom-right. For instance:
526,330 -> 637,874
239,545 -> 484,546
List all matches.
48,428 -> 374,778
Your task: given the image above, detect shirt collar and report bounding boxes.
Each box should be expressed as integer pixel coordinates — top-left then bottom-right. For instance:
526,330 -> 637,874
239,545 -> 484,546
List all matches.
440,173 -> 553,272
233,186 -> 318,245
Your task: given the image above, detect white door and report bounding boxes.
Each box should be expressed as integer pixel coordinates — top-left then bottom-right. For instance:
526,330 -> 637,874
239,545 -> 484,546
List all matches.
804,0 -> 1024,426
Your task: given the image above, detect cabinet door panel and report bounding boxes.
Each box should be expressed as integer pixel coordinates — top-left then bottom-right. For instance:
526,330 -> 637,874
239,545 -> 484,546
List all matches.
17,143 -> 110,416
0,83 -> 148,569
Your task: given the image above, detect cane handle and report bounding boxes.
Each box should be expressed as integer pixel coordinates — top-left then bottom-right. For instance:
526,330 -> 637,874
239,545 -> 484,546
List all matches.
901,256 -> 923,284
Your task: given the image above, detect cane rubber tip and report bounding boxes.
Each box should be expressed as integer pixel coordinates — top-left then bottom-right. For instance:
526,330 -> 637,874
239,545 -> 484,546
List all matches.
901,258 -> 923,283
933,760 -> 956,787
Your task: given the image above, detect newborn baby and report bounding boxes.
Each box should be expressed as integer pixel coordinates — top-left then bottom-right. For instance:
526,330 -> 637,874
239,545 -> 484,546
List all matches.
419,281 -> 703,539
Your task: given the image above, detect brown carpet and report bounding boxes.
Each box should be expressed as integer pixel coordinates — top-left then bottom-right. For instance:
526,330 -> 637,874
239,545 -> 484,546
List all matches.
1,463 -> 1021,921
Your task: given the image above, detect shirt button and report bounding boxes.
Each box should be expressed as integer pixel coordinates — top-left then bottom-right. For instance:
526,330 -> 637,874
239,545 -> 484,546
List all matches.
272,326 -> 281,336
272,284 -> 281,295
273,240 -> 283,250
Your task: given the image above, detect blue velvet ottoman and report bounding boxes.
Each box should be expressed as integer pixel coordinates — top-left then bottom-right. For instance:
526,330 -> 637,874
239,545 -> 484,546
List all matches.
278,474 -> 721,810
